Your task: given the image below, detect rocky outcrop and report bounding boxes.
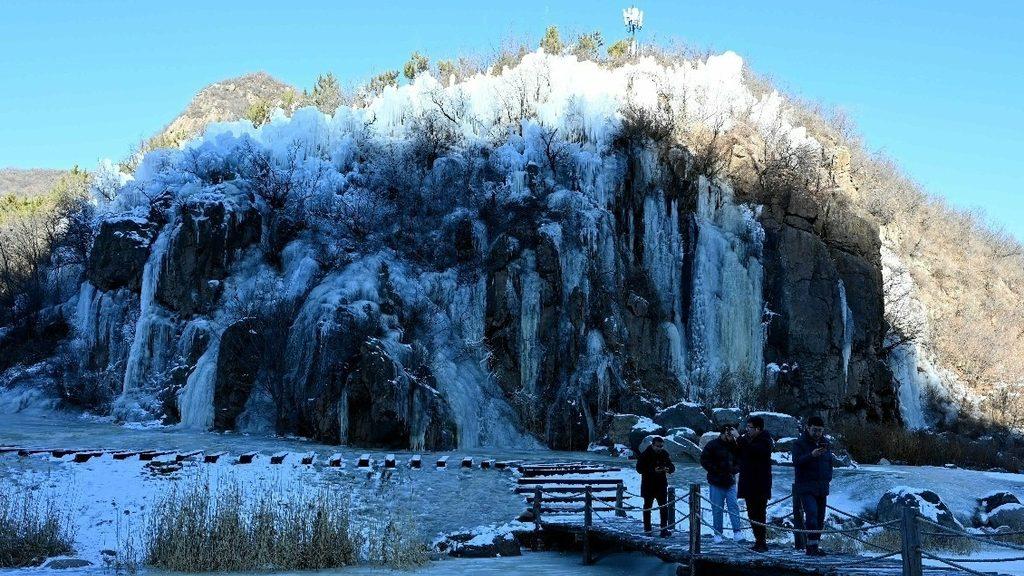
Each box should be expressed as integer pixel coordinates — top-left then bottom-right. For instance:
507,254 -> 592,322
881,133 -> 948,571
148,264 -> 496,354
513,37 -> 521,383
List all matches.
155,189 -> 260,316
86,217 -> 157,292
655,402 -> 715,435
213,318 -> 261,430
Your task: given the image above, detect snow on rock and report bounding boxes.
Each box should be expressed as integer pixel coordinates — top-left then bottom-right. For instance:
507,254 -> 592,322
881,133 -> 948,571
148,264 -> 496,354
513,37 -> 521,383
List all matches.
654,402 -> 714,435
748,411 -> 800,439
876,486 -> 963,531
434,521 -> 529,558
987,503 -> 1024,530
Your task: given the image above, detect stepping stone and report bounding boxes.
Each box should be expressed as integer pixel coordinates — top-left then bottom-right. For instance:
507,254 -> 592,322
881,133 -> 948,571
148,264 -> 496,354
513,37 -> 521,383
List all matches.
112,451 -> 142,460
204,451 -> 226,463
138,450 -> 174,462
328,453 -> 344,467
481,459 -> 495,469
357,454 -> 372,468
436,455 -> 449,468
73,451 -> 103,463
409,455 -> 422,469
237,451 -> 258,464
270,452 -> 288,464
300,452 -> 316,465
175,450 -> 203,462
461,457 -> 474,468
384,454 -> 396,468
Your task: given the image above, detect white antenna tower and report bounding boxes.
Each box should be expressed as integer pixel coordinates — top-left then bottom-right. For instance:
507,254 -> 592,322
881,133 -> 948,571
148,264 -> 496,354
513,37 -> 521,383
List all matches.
623,6 -> 644,56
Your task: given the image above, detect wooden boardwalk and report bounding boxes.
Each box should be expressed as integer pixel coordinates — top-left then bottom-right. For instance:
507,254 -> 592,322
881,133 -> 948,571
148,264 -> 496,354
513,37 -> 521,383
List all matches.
539,514 -> 987,576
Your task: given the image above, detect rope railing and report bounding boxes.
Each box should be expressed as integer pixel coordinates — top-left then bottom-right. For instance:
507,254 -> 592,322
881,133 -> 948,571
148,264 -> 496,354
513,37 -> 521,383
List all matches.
918,516 -> 1024,553
697,492 -> 900,535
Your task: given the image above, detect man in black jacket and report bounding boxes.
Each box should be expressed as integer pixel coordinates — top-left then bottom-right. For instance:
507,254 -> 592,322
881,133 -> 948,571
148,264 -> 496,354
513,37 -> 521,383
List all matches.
700,425 -> 743,543
636,436 -> 675,537
792,416 -> 833,556
738,415 -> 774,552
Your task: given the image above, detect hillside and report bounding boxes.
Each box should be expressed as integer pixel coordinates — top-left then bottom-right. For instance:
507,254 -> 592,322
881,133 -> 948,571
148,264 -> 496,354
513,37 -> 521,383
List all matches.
151,71 -> 299,148
0,168 -> 66,198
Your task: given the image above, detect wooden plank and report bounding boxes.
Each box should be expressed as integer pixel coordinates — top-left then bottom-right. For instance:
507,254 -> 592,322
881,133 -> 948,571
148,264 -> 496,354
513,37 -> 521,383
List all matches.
270,452 -> 288,464
328,453 -> 344,467
517,477 -> 623,485
237,451 -> 258,464
515,486 -> 618,494
204,451 -> 227,463
300,452 -> 316,465
175,450 -> 204,462
409,455 -> 422,469
436,455 -> 449,468
384,454 -> 396,468
461,457 -> 473,468
357,454 -> 372,468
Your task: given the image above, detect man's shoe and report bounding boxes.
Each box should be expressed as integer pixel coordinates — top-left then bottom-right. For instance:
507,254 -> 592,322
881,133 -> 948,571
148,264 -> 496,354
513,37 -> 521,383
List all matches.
712,534 -> 723,544
660,529 -> 672,538
806,546 -> 827,557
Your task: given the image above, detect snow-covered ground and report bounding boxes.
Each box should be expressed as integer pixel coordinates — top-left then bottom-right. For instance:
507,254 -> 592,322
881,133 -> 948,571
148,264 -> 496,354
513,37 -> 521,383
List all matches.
3,413 -> 1024,574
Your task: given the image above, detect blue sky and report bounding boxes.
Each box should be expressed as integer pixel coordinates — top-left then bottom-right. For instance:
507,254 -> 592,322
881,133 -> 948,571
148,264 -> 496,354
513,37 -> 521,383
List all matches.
1,1 -> 1021,238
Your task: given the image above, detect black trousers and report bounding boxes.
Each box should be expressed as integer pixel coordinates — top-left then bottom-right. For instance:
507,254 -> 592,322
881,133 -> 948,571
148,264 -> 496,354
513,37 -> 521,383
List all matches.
642,493 -> 667,531
745,497 -> 768,545
800,493 -> 828,545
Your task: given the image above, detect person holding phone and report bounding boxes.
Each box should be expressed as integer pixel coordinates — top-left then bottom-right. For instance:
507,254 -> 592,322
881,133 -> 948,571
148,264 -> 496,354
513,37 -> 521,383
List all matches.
636,435 -> 675,537
792,416 -> 833,557
700,424 -> 743,543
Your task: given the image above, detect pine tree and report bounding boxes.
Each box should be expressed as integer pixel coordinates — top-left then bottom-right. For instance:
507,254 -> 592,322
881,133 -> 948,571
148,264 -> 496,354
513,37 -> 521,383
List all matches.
309,72 -> 342,114
403,51 -> 430,81
540,25 -> 563,55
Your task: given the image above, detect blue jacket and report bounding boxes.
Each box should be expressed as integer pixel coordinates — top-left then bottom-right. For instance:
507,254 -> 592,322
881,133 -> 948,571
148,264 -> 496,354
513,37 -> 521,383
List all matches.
792,432 -> 832,496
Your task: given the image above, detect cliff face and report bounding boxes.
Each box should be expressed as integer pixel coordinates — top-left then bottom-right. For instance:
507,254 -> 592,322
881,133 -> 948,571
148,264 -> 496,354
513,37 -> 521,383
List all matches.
2,52 -> 900,448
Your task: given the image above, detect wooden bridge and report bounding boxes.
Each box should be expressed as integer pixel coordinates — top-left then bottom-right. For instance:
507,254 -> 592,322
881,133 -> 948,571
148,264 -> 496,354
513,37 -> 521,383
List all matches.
520,469 -> 1018,576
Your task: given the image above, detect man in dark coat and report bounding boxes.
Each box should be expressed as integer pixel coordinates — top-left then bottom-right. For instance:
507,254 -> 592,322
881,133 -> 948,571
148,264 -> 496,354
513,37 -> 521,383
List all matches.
700,425 -> 742,542
636,435 -> 675,537
792,415 -> 833,556
738,415 -> 775,551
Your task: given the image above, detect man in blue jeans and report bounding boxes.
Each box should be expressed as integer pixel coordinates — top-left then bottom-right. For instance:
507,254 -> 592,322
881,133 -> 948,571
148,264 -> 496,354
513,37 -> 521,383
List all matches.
700,424 -> 742,543
792,416 -> 833,556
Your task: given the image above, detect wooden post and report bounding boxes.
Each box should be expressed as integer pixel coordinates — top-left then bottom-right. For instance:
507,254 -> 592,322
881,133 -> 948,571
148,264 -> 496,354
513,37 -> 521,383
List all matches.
583,485 -> 593,565
532,486 -> 542,551
792,484 -> 806,550
615,482 -> 626,517
667,486 -> 677,531
688,483 -> 702,555
900,503 -> 923,576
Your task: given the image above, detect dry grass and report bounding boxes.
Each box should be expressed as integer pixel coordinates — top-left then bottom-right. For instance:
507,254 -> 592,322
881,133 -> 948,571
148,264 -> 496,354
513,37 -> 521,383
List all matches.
144,475 -> 428,572
0,485 -> 75,567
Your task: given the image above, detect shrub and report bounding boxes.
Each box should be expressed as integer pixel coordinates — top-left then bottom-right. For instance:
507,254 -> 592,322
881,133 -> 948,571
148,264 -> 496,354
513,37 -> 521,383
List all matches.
572,31 -> 603,61
540,25 -> 563,55
0,486 -> 75,567
403,51 -> 430,81
245,98 -> 273,127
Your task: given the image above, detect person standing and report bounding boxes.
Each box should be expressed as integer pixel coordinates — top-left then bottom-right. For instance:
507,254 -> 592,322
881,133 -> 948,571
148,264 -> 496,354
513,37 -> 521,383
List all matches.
738,415 -> 774,552
792,416 -> 833,557
636,435 -> 675,537
700,425 -> 743,543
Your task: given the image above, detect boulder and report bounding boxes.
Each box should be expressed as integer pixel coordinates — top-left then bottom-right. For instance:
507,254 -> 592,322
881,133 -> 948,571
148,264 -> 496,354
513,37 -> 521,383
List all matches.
628,417 -> 666,453
654,401 -> 714,435
44,559 -> 94,570
876,487 -> 963,531
980,491 -> 1020,515
87,216 -> 157,292
774,436 -> 796,452
666,426 -> 699,443
435,523 -> 526,558
987,503 -> 1024,530
698,431 -> 719,449
748,411 -> 800,440
606,413 -> 643,447
660,433 -> 702,463
712,407 -> 743,429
